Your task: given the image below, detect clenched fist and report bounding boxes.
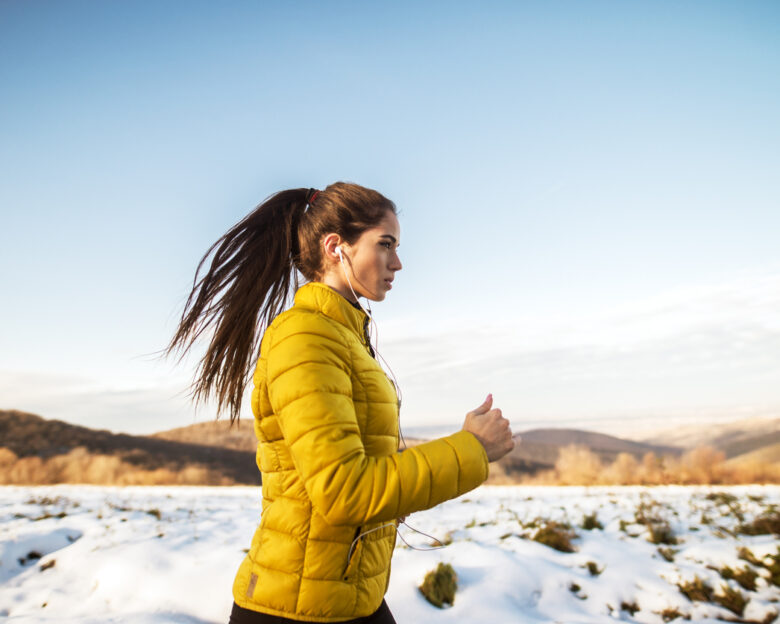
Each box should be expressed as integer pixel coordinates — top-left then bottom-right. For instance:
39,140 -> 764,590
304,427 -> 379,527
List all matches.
462,394 -> 516,462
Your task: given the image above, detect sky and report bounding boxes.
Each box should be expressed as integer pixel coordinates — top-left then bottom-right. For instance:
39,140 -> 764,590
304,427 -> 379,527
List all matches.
1,1 -> 779,439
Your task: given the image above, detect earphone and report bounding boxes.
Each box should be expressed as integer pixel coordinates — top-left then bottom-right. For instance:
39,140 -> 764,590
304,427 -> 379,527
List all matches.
335,245 -> 343,258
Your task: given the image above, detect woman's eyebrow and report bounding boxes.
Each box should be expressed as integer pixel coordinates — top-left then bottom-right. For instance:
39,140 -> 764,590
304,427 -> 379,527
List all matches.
379,234 -> 398,243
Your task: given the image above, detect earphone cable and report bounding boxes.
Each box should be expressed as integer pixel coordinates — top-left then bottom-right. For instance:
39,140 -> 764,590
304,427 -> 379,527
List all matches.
396,520 -> 447,551
337,251 -> 405,447
346,519 -> 449,566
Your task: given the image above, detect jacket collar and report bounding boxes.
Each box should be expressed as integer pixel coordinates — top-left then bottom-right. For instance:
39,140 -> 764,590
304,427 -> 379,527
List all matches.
294,282 -> 368,340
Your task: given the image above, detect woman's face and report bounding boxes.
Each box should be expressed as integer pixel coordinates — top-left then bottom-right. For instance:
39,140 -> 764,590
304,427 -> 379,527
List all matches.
332,211 -> 402,302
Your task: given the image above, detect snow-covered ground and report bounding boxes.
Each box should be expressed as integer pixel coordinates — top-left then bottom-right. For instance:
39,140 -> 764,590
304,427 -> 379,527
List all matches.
1,485 -> 778,623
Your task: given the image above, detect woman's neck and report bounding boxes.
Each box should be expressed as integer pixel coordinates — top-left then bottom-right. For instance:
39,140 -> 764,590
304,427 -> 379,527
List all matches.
317,276 -> 358,303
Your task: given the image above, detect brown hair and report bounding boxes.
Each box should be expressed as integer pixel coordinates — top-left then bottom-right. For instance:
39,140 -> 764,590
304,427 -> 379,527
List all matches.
165,181 -> 396,423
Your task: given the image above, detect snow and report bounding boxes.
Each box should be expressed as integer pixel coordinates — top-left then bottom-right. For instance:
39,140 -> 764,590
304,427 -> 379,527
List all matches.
1,485 -> 778,623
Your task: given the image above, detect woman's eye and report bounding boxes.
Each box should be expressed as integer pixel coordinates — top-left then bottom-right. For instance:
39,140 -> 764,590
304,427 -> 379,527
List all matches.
380,241 -> 392,248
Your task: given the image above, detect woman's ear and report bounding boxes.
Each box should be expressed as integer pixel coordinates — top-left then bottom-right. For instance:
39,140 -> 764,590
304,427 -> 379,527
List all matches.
322,233 -> 343,263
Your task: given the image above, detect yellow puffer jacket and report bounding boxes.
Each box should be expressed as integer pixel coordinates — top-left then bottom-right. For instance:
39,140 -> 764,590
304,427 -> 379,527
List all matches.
232,282 -> 489,622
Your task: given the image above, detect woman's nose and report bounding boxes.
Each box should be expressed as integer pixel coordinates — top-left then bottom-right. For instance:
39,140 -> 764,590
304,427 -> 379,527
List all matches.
391,252 -> 402,271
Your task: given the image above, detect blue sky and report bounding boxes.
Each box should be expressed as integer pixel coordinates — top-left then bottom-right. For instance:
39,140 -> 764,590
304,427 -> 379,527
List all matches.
1,1 -> 779,437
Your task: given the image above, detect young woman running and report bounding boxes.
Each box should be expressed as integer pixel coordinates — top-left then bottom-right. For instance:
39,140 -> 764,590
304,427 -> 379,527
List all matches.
167,182 -> 515,623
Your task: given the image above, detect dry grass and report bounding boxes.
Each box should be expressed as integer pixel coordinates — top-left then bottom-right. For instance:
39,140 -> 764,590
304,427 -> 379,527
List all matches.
658,606 -> 689,621
621,601 -> 640,615
581,512 -> 603,531
765,549 -> 780,587
719,565 -> 758,591
677,576 -> 713,602
658,547 -> 677,562
568,581 -> 586,599
532,521 -> 577,553
714,583 -> 748,617
635,499 -> 678,545
648,521 -> 678,545
585,561 -> 602,576
738,546 -> 763,567
739,509 -> 780,536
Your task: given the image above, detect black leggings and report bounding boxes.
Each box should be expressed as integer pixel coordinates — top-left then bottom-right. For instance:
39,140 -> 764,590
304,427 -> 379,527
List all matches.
229,600 -> 396,624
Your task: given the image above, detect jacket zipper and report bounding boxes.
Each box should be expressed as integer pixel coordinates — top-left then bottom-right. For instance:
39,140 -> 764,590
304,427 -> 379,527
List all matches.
344,526 -> 363,580
362,316 -> 375,358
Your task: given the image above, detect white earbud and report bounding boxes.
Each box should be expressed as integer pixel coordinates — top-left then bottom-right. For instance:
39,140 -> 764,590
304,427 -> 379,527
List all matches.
335,245 -> 343,258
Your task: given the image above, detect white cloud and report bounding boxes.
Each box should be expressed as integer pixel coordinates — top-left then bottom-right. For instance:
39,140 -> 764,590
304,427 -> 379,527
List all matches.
381,270 -> 780,434
0,369 -> 224,435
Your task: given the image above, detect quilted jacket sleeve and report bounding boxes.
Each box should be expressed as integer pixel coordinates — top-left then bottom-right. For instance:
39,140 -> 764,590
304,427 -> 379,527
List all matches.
266,314 -> 489,527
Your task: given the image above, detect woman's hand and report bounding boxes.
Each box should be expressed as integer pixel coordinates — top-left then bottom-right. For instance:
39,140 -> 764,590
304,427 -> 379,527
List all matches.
462,394 -> 515,462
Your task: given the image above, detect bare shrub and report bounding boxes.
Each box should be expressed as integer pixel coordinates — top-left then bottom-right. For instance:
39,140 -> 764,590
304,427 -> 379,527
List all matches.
485,460 -> 516,485
0,447 -> 19,467
8,456 -> 46,483
500,442 -> 778,485
601,452 -> 639,485
419,563 -> 457,608
639,452 -> 666,485
678,446 -> 726,484
725,457 -> 780,483
511,444 -> 773,486
554,445 -> 602,485
0,447 -> 236,485
83,454 -> 124,484
178,465 -> 218,485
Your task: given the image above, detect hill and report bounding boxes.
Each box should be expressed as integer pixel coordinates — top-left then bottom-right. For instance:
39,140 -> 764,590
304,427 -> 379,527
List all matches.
2,410 -> 777,485
0,410 -> 258,485
168,421 -> 689,482
639,417 -> 780,457
152,419 -> 256,452
511,427 -> 680,464
725,442 -> 780,467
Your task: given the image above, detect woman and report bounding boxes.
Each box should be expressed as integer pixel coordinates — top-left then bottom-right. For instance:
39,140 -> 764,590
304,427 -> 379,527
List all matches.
167,182 -> 515,623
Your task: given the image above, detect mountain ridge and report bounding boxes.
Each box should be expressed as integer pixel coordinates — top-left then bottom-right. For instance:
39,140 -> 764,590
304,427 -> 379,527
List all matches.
1,409 -> 777,485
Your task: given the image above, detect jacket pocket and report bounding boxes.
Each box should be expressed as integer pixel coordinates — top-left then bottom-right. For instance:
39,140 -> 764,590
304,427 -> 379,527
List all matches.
343,526 -> 363,581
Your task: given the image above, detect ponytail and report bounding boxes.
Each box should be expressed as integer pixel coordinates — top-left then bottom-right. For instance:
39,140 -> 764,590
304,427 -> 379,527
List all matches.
166,182 -> 395,424
165,188 -> 308,423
